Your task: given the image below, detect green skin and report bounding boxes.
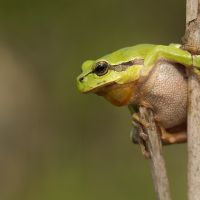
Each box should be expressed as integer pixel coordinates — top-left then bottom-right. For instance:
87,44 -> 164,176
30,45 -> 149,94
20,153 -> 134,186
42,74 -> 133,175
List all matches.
77,43 -> 200,95
77,43 -> 200,157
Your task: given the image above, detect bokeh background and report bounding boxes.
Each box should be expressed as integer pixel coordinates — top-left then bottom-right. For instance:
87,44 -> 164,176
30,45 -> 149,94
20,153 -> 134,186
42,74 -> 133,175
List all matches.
0,0 -> 187,200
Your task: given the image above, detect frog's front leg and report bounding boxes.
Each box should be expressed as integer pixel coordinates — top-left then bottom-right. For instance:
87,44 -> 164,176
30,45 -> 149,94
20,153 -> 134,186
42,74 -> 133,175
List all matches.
142,45 -> 200,80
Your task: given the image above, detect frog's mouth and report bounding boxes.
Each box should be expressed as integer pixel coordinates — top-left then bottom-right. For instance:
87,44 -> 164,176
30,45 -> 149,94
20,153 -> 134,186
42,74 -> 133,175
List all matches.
82,81 -> 115,95
85,80 -> 138,107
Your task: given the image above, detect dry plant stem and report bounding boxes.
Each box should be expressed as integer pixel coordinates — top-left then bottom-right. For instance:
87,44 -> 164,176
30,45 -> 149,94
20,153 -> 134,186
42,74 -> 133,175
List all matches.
187,74 -> 200,200
183,0 -> 200,199
182,0 -> 200,53
139,106 -> 171,200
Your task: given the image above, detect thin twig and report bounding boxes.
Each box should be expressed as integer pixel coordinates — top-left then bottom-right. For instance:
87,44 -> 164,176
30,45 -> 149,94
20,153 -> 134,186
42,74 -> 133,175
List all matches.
139,106 -> 171,200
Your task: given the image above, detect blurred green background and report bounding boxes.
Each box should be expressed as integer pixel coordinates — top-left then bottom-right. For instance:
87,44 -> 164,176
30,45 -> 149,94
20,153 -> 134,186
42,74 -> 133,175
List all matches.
0,0 -> 187,200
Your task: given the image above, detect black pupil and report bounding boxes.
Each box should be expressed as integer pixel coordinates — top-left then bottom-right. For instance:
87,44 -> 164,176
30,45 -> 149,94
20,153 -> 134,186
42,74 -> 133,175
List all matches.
96,64 -> 106,72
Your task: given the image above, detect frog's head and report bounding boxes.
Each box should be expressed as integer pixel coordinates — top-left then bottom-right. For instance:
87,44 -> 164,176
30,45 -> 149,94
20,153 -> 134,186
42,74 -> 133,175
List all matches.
77,48 -> 144,106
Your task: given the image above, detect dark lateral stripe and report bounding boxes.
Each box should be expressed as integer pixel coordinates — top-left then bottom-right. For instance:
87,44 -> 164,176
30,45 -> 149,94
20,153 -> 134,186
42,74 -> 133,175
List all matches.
109,58 -> 144,72
79,71 -> 93,82
79,58 -> 144,81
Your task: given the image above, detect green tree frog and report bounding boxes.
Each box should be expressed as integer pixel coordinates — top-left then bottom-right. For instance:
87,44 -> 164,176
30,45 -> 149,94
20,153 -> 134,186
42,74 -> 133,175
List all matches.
77,44 -> 200,157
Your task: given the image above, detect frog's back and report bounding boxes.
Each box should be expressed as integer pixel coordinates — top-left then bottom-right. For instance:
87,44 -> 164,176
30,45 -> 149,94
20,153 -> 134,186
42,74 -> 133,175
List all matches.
98,44 -> 157,65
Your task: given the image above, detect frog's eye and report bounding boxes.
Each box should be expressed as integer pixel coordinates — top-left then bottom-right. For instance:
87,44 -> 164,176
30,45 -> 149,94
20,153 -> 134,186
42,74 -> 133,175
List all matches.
93,61 -> 109,76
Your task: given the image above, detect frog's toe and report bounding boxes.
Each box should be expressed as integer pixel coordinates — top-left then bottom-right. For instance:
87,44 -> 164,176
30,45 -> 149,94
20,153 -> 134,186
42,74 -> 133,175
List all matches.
160,126 -> 187,144
139,131 -> 149,141
139,138 -> 150,159
133,113 -> 154,131
192,67 -> 200,81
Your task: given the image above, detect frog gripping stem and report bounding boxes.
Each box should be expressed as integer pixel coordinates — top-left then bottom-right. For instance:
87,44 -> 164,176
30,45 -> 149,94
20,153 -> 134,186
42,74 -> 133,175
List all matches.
137,106 -> 171,200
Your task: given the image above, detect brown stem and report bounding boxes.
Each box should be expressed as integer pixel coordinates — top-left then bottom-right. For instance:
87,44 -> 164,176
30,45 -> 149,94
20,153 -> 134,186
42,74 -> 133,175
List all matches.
139,106 -> 171,200
182,0 -> 200,199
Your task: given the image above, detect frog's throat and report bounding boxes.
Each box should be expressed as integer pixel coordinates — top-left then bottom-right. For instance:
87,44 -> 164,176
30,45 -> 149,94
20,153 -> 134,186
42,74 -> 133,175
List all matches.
96,63 -> 159,107
96,81 -> 138,107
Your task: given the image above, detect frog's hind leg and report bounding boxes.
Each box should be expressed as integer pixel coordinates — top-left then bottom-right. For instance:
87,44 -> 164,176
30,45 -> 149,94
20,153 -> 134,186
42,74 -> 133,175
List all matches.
159,124 -> 187,144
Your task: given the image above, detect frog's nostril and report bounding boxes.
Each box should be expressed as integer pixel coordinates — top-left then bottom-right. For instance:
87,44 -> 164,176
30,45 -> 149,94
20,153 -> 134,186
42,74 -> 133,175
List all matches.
79,77 -> 84,82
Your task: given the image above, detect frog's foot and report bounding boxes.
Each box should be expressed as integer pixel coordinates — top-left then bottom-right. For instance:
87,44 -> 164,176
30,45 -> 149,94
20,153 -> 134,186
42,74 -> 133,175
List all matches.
133,113 -> 155,131
131,113 -> 155,158
184,65 -> 200,80
190,55 -> 200,80
130,120 -> 150,159
130,125 -> 149,143
139,135 -> 150,159
160,126 -> 187,144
